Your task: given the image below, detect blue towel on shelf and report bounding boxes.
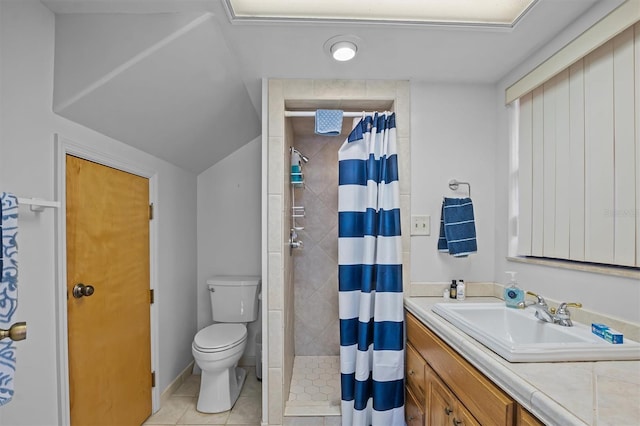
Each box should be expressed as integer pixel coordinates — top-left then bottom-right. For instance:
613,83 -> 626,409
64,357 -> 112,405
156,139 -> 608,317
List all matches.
438,197 -> 477,257
315,109 -> 343,136
0,192 -> 18,406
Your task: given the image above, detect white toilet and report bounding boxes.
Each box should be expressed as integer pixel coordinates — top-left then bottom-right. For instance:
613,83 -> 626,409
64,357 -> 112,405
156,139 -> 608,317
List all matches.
192,276 -> 261,413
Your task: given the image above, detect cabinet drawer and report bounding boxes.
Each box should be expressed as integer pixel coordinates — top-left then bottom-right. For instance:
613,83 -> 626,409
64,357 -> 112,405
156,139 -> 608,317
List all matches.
405,386 -> 424,426
406,342 -> 426,402
407,312 -> 516,426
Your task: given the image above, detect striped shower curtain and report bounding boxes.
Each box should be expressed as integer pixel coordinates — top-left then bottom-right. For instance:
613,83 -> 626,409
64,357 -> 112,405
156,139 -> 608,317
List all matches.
338,112 -> 405,426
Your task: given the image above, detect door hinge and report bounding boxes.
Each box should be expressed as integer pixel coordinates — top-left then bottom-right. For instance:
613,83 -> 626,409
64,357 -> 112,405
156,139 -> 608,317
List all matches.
149,203 -> 154,220
151,371 -> 156,388
150,289 -> 155,304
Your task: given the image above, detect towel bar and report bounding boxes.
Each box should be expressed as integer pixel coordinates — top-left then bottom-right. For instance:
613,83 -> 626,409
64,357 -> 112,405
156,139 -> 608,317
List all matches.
17,197 -> 61,212
448,179 -> 471,198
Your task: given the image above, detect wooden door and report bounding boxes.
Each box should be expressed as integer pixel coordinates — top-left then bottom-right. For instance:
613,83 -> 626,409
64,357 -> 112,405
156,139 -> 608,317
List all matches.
66,155 -> 151,425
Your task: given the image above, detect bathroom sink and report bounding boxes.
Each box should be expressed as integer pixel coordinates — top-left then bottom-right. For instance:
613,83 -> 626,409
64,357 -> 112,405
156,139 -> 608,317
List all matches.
431,303 -> 640,362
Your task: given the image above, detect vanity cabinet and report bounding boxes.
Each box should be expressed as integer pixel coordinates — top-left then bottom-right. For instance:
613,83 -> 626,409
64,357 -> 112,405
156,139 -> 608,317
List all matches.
406,311 -> 543,426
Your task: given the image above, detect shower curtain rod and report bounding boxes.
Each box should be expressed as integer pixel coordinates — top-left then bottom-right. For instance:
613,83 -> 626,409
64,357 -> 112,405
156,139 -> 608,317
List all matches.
284,111 -> 388,117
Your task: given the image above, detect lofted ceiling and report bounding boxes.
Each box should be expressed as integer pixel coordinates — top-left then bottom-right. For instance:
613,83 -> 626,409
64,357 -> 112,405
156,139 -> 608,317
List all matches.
42,0 -> 625,173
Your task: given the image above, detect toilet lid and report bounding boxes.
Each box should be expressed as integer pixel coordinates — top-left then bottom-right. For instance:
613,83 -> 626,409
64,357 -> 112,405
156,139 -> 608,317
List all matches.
193,323 -> 247,352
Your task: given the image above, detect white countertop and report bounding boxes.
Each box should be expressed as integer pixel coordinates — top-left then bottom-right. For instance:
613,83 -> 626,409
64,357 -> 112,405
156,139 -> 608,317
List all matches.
404,296 -> 640,426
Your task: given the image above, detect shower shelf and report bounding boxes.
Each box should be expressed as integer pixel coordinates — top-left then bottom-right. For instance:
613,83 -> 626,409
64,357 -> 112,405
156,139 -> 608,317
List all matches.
291,172 -> 304,187
292,206 -> 305,218
289,146 -> 306,250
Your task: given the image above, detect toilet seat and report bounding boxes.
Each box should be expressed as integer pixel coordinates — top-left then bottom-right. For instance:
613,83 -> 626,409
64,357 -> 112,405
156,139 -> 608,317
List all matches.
193,323 -> 247,353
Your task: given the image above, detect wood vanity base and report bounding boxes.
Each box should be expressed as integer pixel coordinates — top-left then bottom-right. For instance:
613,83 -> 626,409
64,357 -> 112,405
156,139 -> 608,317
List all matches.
406,311 -> 544,426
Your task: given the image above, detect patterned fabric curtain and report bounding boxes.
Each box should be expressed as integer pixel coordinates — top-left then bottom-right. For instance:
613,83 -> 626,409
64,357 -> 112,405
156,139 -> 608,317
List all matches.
0,193 -> 18,406
338,112 -> 405,426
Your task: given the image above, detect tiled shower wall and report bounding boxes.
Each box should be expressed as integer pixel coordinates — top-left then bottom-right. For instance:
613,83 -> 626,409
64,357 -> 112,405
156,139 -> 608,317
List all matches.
292,135 -> 342,356
267,79 -> 411,425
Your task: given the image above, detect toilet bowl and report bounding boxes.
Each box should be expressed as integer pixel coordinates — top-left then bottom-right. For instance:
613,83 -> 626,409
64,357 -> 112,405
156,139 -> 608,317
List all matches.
192,276 -> 260,414
192,323 -> 248,413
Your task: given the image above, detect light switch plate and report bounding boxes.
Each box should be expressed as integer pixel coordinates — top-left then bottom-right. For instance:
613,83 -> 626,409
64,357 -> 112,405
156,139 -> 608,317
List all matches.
410,215 -> 430,236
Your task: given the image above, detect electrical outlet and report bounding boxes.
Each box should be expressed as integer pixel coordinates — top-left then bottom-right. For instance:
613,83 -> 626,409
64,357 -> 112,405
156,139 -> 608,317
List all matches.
411,215 -> 430,236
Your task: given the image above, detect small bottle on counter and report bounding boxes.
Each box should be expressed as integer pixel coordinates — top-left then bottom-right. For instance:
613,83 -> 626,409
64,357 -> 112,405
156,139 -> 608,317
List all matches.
457,279 -> 466,301
443,288 -> 450,300
449,279 -> 457,299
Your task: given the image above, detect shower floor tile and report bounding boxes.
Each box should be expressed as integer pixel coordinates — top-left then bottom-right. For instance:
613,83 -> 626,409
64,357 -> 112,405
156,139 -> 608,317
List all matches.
285,356 -> 341,417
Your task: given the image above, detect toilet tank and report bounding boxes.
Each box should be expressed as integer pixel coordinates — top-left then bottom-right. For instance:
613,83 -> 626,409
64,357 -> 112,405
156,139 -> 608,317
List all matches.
207,276 -> 261,323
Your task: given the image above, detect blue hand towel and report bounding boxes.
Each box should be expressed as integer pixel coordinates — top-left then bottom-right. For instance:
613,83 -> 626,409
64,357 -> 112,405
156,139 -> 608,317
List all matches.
438,197 -> 477,257
0,192 -> 18,406
315,109 -> 343,136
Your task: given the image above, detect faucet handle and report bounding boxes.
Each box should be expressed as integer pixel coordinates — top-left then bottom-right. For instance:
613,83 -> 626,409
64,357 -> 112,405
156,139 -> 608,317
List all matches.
553,302 -> 582,326
555,302 -> 582,315
525,291 -> 547,306
518,291 -> 545,309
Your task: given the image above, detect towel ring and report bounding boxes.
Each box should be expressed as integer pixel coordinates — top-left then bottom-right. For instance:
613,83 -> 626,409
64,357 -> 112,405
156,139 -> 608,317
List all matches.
448,179 -> 471,197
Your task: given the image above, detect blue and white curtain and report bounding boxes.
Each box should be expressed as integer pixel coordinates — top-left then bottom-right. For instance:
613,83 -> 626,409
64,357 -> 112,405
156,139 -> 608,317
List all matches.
338,112 -> 405,426
0,193 -> 18,405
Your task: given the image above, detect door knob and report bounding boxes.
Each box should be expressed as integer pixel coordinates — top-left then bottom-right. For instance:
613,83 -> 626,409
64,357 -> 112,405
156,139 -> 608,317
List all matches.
0,321 -> 27,341
73,283 -> 95,298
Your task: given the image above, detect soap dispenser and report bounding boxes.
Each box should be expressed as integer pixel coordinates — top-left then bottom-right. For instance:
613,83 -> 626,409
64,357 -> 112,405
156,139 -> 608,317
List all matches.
291,151 -> 302,183
503,271 -> 524,308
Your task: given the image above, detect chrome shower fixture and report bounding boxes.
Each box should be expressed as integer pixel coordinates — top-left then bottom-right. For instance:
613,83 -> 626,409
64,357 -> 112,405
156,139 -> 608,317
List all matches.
290,147 -> 309,163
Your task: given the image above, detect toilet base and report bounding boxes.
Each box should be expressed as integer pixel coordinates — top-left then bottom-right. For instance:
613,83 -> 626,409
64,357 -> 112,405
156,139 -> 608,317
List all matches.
196,366 -> 247,413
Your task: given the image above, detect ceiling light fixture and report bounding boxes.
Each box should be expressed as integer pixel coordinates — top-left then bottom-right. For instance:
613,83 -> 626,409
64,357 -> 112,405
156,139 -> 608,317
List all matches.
330,41 -> 357,61
324,35 -> 362,62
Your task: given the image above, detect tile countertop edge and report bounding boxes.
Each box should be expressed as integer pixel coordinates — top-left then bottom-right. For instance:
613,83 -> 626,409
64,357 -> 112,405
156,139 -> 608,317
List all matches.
404,296 -> 589,426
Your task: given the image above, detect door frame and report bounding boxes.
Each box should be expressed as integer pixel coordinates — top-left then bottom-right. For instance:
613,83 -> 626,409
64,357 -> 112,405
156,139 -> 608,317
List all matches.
54,134 -> 160,425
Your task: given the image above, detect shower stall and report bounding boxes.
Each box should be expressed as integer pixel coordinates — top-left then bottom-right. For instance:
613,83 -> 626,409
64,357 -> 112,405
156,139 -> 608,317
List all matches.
264,79 -> 411,425
286,126 -> 345,418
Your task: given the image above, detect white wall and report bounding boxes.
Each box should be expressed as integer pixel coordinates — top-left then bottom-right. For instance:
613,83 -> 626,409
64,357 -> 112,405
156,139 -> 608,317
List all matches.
197,136 -> 262,359
410,82 -> 497,284
494,3 -> 640,324
53,11 -> 202,109
0,1 -> 197,424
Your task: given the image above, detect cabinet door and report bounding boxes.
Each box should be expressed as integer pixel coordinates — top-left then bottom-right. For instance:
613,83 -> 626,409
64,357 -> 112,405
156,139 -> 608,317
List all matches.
429,380 -> 454,426
406,342 -> 426,402
426,363 -> 481,426
406,386 -> 425,426
426,367 -> 455,426
454,402 -> 481,426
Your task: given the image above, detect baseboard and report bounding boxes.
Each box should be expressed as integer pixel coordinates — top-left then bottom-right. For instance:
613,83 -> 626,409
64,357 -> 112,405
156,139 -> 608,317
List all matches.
160,360 -> 195,405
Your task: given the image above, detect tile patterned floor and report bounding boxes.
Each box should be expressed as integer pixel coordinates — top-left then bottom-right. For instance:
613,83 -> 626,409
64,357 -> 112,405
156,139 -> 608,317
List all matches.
144,360 -> 342,426
143,367 -> 262,426
285,356 -> 341,418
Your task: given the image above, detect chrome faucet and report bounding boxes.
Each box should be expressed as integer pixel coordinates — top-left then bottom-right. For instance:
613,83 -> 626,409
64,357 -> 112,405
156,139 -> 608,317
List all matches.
518,291 -> 582,327
518,291 -> 555,323
552,302 -> 583,327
